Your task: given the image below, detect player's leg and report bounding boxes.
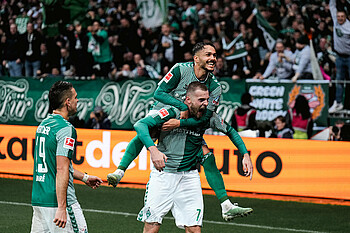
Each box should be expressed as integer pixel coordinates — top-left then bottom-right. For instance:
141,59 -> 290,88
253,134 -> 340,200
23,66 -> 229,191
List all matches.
172,170 -> 203,230
137,171 -> 175,230
30,206 -> 49,233
67,202 -> 88,233
185,226 -> 201,233
107,135 -> 144,187
200,144 -> 253,221
143,222 -> 161,233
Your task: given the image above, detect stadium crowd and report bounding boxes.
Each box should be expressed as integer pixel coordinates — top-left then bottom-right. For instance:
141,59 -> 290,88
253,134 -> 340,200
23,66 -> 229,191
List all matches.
0,0 -> 347,81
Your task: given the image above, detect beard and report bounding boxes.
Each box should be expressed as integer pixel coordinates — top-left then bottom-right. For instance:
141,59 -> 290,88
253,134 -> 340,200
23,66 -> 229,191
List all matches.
190,105 -> 206,119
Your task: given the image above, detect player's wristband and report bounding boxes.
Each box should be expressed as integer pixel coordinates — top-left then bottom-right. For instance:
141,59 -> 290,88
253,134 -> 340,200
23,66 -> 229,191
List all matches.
82,173 -> 89,183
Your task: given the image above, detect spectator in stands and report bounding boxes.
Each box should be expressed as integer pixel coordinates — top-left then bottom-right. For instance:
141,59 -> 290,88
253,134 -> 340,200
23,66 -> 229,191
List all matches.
231,93 -> 257,132
253,40 -> 294,80
291,35 -> 313,82
116,64 -> 135,80
118,17 -> 143,56
316,37 -> 335,80
59,48 -> 74,76
67,20 -> 93,77
2,23 -> 23,77
86,106 -> 111,129
37,43 -> 50,77
23,22 -> 43,77
87,20 -> 115,79
329,120 -> 350,141
213,57 -> 229,77
110,35 -> 127,70
158,23 -> 185,69
286,95 -> 313,139
270,115 -> 294,139
328,0 -> 350,113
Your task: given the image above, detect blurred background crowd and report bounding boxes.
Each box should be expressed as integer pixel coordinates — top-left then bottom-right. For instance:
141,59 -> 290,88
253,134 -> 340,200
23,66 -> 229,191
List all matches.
0,0 -> 347,80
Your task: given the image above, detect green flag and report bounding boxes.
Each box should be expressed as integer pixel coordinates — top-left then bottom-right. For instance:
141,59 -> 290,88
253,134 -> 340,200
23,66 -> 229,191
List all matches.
253,8 -> 278,51
222,33 -> 248,60
40,0 -> 89,37
137,0 -> 168,29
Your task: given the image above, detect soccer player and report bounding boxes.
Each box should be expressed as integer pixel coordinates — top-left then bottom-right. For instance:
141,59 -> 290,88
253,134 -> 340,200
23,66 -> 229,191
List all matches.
31,81 -> 103,232
108,42 -> 251,220
136,82 -> 253,232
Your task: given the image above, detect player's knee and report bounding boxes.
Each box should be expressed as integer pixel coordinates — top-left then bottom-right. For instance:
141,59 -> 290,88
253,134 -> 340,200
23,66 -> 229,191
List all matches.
143,222 -> 161,233
185,225 -> 201,233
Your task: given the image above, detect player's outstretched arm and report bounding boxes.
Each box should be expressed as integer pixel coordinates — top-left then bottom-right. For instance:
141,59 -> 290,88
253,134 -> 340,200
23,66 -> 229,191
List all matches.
73,169 -> 103,189
162,109 -> 214,131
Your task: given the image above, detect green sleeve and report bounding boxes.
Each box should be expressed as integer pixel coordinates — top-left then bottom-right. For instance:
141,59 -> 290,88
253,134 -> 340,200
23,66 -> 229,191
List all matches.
226,126 -> 248,155
154,66 -> 188,111
180,110 -> 214,127
134,108 -> 176,148
154,87 -> 188,111
209,113 -> 248,155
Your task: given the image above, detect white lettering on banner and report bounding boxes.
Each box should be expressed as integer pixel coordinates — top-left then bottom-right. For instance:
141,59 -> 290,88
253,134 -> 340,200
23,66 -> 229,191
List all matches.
86,131 -> 111,168
256,110 -> 286,121
252,98 -> 284,110
249,86 -> 285,97
85,131 -> 150,169
95,80 -> 156,126
248,85 -> 287,121
112,142 -> 136,169
0,79 -> 33,122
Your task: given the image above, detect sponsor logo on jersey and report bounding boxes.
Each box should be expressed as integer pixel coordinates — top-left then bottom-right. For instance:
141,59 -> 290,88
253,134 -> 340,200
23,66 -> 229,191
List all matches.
163,72 -> 173,83
158,108 -> 169,119
212,95 -> 220,106
63,137 -> 75,150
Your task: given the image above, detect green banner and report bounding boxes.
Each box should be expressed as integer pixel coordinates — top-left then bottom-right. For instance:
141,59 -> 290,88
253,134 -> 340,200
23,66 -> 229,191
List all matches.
0,77 -> 245,129
246,79 -> 329,126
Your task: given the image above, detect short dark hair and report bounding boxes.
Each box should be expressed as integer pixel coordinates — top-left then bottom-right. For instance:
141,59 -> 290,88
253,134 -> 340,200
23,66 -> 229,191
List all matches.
192,42 -> 216,56
241,93 -> 252,105
186,81 -> 208,95
49,81 -> 73,112
275,115 -> 286,123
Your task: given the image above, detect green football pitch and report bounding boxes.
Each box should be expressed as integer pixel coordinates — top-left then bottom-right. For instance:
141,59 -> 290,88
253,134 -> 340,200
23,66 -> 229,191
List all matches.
1,178 -> 349,233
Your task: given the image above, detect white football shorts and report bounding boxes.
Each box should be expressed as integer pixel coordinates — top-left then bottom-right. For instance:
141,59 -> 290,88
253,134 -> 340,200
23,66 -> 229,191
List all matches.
137,169 -> 203,229
31,202 -> 87,233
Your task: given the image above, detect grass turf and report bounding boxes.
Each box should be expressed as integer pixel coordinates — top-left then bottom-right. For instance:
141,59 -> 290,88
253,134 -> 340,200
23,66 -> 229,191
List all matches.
1,178 -> 349,233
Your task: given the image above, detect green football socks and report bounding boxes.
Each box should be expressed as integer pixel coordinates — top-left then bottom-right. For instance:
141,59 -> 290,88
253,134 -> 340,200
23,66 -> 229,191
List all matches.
202,152 -> 229,203
118,135 -> 144,171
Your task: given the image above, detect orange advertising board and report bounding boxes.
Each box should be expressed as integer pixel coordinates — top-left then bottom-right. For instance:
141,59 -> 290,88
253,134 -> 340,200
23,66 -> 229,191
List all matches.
1,125 -> 350,200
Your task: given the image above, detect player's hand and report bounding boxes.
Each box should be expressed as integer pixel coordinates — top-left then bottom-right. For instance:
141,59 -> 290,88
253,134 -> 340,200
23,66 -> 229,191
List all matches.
85,175 -> 103,189
149,146 -> 168,172
53,207 -> 67,228
242,153 -> 253,180
162,119 -> 180,131
180,110 -> 189,119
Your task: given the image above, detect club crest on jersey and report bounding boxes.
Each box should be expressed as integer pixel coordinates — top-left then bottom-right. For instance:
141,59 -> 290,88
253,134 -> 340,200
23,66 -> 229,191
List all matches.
63,137 -> 75,150
163,72 -> 173,83
212,96 -> 220,106
158,108 -> 169,119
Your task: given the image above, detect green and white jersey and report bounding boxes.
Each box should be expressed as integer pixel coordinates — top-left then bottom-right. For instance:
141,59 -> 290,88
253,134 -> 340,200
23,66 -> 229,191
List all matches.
31,114 -> 77,207
134,106 -> 248,173
153,62 -> 221,127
